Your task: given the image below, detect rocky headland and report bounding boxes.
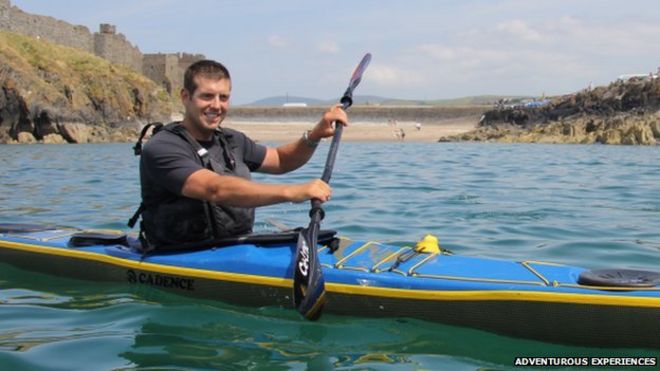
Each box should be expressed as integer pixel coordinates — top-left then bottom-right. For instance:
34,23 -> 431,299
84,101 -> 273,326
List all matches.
0,31 -> 173,144
442,76 -> 660,145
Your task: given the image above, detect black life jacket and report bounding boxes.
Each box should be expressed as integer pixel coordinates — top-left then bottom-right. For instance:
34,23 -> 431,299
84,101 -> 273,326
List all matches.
129,122 -> 254,251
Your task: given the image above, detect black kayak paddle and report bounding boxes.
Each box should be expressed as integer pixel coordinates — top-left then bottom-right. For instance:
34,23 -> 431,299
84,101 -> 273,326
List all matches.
293,53 -> 372,320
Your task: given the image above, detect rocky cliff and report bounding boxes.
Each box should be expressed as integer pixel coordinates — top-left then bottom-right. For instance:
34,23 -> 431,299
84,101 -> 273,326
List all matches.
443,76 -> 660,145
0,31 -> 173,144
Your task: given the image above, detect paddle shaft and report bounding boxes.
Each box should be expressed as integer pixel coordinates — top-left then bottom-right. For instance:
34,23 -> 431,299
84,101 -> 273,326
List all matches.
310,100 -> 351,220
308,51 -> 372,220
315,53 -> 370,193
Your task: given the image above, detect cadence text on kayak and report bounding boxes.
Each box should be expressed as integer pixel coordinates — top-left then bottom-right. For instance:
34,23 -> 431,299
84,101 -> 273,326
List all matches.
126,269 -> 195,291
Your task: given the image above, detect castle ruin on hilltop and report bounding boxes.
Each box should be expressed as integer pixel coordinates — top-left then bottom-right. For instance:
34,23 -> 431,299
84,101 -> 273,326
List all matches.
0,0 -> 204,94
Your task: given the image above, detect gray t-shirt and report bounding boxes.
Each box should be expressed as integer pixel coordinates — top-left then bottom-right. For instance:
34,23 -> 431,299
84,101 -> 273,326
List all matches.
140,126 -> 267,206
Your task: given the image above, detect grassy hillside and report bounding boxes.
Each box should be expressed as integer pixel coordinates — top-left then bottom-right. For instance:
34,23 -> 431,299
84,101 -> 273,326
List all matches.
0,30 -> 172,127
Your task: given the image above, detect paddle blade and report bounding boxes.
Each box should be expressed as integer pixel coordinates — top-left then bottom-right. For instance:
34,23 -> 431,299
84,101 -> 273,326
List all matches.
348,53 -> 372,93
293,227 -> 326,320
341,53 -> 372,108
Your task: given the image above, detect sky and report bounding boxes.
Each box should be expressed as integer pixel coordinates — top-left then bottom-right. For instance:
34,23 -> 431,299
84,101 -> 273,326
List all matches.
10,0 -> 660,105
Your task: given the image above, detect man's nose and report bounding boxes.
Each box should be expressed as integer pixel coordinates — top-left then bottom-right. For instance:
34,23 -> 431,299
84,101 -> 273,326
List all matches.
210,96 -> 222,109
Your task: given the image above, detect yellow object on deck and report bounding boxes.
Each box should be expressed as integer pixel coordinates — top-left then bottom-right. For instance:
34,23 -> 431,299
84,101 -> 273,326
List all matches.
415,234 -> 440,254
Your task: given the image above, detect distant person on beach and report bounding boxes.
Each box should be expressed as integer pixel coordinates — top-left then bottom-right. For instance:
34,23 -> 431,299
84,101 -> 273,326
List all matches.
393,127 -> 405,141
132,59 -> 348,250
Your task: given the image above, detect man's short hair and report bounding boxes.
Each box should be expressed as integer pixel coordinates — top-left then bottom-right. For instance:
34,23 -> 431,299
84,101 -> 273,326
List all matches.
183,60 -> 231,93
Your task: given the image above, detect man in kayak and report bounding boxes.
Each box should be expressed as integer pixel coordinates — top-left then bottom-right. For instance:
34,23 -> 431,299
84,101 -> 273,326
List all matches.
134,59 -> 348,250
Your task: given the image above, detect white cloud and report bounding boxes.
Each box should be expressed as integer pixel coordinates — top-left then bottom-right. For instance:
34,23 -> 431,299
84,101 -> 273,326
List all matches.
267,34 -> 289,48
495,19 -> 543,42
367,65 -> 424,86
317,40 -> 339,54
417,44 -> 457,61
542,16 -> 660,57
417,44 -> 510,68
408,11 -> 660,95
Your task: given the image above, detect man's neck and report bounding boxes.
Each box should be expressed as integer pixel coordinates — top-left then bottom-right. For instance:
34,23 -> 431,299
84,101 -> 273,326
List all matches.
181,119 -> 214,142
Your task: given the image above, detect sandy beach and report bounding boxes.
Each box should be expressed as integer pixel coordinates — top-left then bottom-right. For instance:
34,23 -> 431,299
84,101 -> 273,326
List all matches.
223,118 -> 477,143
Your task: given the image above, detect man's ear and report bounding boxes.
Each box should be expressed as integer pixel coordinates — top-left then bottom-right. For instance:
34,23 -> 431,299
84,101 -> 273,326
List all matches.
180,88 -> 190,103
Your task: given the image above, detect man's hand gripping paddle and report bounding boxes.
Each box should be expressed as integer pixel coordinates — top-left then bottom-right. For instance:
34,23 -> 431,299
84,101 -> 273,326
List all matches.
293,53 -> 372,320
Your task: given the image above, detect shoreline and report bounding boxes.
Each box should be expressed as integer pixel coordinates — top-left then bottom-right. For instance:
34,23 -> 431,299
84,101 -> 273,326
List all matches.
1,105 -> 485,144
224,118 -> 478,143
1,116 -> 480,144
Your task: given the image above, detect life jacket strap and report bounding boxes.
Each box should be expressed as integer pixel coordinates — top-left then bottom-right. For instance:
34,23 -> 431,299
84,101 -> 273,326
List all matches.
133,122 -> 164,156
127,203 -> 144,228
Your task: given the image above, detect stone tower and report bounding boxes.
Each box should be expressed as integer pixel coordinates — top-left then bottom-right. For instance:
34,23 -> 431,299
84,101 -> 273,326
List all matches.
99,23 -> 116,34
94,23 -> 142,72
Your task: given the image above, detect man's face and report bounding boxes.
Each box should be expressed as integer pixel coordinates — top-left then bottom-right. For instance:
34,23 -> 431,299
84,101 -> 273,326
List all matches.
182,76 -> 231,134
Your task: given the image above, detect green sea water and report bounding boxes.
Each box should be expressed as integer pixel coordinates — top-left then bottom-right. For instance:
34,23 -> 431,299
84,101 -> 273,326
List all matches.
1,142 -> 659,370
